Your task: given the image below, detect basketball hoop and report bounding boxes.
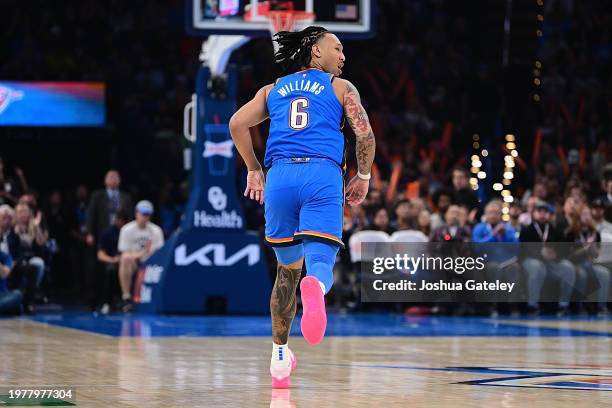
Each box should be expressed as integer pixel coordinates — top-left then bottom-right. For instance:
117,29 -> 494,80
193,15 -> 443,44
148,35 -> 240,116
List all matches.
267,10 -> 315,37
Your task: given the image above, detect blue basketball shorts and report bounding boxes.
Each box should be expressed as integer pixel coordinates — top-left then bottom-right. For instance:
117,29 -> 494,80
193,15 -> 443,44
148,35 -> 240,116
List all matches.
264,158 -> 345,249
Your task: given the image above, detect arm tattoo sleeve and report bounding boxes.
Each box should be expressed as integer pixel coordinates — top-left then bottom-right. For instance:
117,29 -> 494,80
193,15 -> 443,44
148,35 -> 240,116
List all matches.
344,81 -> 375,174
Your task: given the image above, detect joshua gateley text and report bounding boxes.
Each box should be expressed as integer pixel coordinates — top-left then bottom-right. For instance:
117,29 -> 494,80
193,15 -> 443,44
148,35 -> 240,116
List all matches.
373,279 -> 515,292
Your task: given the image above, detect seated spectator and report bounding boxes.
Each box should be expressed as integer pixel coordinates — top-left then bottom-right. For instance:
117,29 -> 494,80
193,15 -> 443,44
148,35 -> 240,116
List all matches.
456,204 -> 471,228
599,205 -> 612,236
519,200 -> 576,316
451,167 -> 479,219
0,249 -> 22,314
344,205 -> 368,235
556,195 -> 580,236
13,203 -> 48,290
96,210 -> 130,314
0,204 -> 39,312
508,202 -> 523,238
0,205 -> 18,255
472,200 -> 521,316
118,200 -> 164,311
417,209 -> 431,236
393,199 -> 414,230
565,204 -> 609,315
429,188 -> 453,231
472,200 -> 519,244
599,172 -> 612,207
591,198 -> 606,232
362,189 -> 385,220
430,204 -> 471,242
518,196 -> 537,226
371,208 -> 394,235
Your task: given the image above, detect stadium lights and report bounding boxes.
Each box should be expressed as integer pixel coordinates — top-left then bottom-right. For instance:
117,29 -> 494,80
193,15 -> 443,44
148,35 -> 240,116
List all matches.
493,183 -> 503,191
482,149 -> 489,157
477,171 -> 486,179
511,150 -> 518,157
503,196 -> 514,203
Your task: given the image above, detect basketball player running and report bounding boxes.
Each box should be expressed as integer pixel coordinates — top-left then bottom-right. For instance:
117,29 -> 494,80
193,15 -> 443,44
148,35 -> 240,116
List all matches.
229,26 -> 375,388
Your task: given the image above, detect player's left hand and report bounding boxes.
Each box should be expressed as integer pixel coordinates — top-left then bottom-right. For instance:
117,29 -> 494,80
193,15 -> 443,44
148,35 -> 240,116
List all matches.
345,176 -> 369,207
244,169 -> 266,205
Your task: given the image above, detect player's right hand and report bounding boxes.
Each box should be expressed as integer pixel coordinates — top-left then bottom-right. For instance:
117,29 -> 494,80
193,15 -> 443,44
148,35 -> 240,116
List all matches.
345,176 -> 369,207
244,169 -> 266,205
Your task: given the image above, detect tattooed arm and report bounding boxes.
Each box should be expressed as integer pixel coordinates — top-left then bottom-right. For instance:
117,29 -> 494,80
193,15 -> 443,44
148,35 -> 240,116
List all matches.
342,79 -> 375,175
333,78 -> 376,206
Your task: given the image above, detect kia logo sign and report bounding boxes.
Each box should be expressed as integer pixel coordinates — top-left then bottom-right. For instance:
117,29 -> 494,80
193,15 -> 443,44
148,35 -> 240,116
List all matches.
175,243 -> 260,266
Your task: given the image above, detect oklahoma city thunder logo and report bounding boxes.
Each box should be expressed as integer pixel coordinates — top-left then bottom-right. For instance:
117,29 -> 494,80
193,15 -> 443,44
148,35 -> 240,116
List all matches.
0,85 -> 24,114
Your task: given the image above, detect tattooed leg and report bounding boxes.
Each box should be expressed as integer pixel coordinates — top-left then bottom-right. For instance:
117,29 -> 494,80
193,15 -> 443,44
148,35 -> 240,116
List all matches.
271,258 -> 304,344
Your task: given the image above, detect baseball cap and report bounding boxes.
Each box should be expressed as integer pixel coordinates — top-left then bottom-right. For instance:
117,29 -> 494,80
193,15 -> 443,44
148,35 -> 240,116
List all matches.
136,200 -> 154,215
535,200 -> 554,213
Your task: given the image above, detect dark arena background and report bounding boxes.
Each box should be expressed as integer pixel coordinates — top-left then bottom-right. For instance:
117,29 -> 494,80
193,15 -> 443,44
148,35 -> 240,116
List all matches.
1,0 -> 610,406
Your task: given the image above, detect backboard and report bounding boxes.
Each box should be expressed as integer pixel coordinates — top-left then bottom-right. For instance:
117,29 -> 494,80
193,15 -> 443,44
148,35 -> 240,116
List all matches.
186,0 -> 374,39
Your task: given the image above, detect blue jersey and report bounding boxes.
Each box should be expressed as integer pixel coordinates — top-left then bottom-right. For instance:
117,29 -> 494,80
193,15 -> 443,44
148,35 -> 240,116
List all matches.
264,69 -> 344,168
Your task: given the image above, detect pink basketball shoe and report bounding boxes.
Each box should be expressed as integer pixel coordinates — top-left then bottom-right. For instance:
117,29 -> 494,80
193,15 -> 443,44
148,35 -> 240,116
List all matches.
271,348 -> 297,389
300,276 -> 327,345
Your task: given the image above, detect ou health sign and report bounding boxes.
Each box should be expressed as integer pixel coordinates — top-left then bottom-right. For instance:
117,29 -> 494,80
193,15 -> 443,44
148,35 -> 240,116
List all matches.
0,81 -> 105,127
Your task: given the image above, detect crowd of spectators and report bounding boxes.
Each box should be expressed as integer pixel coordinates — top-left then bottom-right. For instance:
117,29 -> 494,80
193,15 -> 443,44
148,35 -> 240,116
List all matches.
1,1 -> 610,315
0,165 -> 163,314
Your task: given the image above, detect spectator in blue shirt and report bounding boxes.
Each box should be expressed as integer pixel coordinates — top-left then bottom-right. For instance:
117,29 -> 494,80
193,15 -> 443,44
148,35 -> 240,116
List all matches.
472,200 -> 521,316
0,250 -> 22,314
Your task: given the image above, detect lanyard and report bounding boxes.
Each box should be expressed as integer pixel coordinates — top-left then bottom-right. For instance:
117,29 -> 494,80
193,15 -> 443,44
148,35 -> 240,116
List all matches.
534,223 -> 549,242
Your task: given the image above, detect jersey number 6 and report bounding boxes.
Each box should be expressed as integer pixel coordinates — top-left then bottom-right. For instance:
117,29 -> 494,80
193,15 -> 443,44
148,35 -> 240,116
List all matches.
289,97 -> 310,130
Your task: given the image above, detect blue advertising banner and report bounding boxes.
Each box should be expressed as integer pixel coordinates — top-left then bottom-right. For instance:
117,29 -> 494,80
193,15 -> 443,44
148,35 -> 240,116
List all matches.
0,81 -> 105,127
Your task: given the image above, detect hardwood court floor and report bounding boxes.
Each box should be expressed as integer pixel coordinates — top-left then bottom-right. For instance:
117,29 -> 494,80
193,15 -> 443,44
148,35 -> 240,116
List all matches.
1,314 -> 610,407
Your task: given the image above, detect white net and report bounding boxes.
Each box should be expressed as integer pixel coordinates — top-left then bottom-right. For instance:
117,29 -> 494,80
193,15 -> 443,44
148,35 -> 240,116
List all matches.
267,11 -> 315,52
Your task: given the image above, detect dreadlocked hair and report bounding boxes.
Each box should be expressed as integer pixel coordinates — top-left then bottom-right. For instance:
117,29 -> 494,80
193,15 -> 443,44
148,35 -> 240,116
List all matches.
273,26 -> 329,74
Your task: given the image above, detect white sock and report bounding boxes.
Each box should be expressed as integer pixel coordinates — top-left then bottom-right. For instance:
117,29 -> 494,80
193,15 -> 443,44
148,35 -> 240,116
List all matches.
319,281 -> 326,294
122,293 -> 131,301
270,342 -> 291,378
271,342 -> 289,363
